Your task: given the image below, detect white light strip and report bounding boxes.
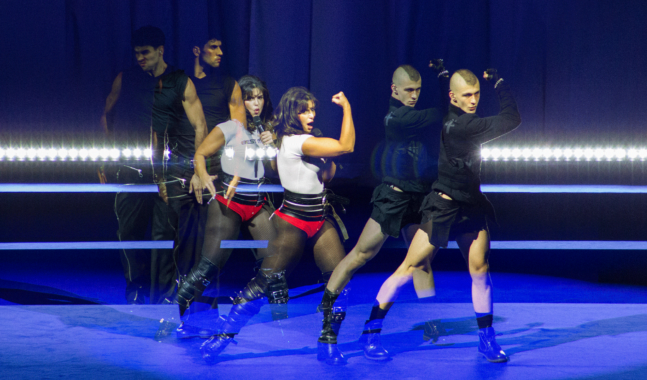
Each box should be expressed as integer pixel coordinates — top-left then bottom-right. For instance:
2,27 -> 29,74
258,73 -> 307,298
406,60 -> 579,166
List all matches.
481,146 -> 647,161
0,146 -> 154,162
0,146 -> 277,161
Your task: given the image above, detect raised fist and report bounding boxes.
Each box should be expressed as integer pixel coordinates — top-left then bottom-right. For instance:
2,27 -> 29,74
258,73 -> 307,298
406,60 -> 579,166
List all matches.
331,91 -> 349,108
484,68 -> 501,83
429,59 -> 448,78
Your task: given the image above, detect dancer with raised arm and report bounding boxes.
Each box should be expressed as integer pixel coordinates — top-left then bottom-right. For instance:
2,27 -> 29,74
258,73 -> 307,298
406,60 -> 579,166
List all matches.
317,62 -> 449,364
200,87 -> 355,364
355,68 -> 520,363
174,75 -> 277,338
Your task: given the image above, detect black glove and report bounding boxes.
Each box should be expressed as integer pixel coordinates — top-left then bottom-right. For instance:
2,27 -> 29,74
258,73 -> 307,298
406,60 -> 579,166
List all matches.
484,68 -> 501,85
429,59 -> 449,78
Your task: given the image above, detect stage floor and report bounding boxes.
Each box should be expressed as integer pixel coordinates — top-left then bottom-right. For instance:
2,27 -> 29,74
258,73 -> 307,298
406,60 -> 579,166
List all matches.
1,272 -> 646,380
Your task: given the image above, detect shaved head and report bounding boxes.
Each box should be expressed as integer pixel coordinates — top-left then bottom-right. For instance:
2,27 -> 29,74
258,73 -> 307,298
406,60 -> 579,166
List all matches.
391,65 -> 422,107
449,69 -> 481,114
449,69 -> 479,92
392,65 -> 420,86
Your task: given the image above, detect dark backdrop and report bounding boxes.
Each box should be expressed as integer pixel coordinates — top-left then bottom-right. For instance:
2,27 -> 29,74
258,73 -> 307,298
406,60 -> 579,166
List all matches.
1,0 -> 647,178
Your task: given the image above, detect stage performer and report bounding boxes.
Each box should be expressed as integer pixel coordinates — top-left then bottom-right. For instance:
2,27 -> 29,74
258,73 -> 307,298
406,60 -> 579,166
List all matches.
354,68 -> 521,363
199,87 -> 355,364
165,36 -> 247,299
317,62 -> 448,363
100,25 -> 206,304
174,75 -> 277,338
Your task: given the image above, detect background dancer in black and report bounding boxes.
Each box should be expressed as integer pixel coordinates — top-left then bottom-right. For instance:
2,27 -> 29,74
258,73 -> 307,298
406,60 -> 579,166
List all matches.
356,68 -> 521,363
100,26 -> 180,304
200,87 -> 355,364
174,75 -> 276,338
318,63 -> 448,359
166,37 -> 247,294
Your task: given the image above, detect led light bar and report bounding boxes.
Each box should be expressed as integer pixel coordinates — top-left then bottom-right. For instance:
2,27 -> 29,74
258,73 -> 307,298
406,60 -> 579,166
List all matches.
0,146 -> 155,161
0,183 -> 286,193
481,146 -> 647,161
1,184 -> 645,194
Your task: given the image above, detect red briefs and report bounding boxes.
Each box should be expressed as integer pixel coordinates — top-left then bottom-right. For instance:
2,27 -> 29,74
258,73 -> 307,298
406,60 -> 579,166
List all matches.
274,209 -> 325,238
216,195 -> 263,222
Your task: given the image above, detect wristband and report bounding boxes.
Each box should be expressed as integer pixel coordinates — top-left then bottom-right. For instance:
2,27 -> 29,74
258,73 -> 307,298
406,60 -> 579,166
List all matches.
494,78 -> 504,88
438,70 -> 449,78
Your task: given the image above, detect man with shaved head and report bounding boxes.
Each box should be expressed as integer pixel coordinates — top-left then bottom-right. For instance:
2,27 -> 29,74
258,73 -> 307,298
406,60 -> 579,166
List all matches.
356,67 -> 521,363
316,62 -> 449,365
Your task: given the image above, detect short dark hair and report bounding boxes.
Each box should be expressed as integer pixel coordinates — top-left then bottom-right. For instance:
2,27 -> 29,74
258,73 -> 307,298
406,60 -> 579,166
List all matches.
131,26 -> 165,48
273,87 -> 319,148
398,64 -> 420,82
191,37 -> 222,50
238,75 -> 274,133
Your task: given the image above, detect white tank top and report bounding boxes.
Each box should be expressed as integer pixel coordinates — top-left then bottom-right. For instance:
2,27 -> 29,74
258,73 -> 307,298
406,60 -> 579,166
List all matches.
217,119 -> 264,180
277,134 -> 326,194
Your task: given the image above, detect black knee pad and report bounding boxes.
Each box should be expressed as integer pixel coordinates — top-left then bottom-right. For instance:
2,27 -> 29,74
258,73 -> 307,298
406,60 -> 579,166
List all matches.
332,287 -> 349,314
234,270 -> 273,304
265,271 -> 289,304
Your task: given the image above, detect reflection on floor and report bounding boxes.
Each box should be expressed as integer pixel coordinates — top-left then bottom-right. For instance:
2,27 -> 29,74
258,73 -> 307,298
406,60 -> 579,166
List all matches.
1,272 -> 646,379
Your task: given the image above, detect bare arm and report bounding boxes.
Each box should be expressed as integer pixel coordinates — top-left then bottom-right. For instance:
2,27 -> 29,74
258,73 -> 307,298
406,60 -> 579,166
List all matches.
100,72 -> 123,135
321,161 -> 337,183
229,81 -> 247,128
193,126 -> 226,200
182,78 -> 208,149
301,92 -> 355,158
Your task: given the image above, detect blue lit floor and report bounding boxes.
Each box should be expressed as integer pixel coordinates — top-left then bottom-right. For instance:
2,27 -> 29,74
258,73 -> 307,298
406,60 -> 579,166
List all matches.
1,269 -> 646,379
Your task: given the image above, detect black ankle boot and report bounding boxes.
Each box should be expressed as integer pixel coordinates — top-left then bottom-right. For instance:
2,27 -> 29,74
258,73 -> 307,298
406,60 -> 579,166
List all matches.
478,327 -> 508,363
317,342 -> 346,365
423,319 -> 441,343
359,318 -> 390,361
359,331 -> 389,361
317,308 -> 347,365
201,333 -> 236,364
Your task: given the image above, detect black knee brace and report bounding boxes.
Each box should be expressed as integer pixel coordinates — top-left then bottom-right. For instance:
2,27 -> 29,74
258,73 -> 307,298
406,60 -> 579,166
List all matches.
176,256 -> 220,316
265,271 -> 289,304
318,288 -> 347,344
214,271 -> 271,337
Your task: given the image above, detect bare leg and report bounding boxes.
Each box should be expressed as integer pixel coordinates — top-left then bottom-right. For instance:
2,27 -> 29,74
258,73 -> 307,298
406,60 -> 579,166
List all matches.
375,229 -> 439,310
402,224 -> 435,298
325,218 -> 388,293
456,229 -> 492,313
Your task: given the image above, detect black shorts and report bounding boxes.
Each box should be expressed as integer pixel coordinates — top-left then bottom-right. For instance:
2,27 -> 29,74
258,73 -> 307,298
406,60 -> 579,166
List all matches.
370,183 -> 426,238
419,192 -> 494,248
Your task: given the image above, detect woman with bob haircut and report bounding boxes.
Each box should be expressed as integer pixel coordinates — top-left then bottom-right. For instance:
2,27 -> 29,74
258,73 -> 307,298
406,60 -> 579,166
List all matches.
200,86 -> 355,365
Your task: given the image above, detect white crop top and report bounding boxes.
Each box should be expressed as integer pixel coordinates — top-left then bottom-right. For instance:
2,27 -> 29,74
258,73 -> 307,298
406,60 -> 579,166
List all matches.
277,134 -> 326,194
217,119 -> 264,180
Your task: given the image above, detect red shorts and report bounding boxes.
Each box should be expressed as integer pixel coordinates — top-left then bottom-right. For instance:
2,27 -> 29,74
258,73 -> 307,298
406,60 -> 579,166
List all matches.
274,209 -> 325,238
216,195 -> 263,222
